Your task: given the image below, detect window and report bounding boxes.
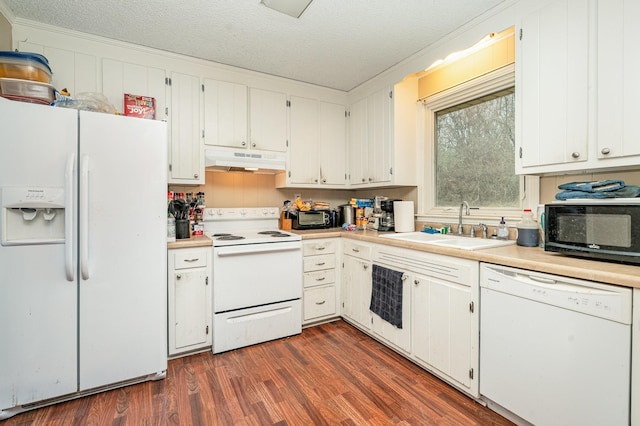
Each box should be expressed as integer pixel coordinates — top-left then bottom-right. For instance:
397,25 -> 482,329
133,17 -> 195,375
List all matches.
435,88 -> 517,208
420,64 -> 538,221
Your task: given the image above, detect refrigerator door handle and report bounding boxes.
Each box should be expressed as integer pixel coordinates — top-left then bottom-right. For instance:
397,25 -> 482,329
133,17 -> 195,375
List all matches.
80,154 -> 90,280
65,152 -> 76,281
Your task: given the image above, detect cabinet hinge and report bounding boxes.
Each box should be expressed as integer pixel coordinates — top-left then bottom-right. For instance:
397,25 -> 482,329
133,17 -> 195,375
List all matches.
370,317 -> 373,324
389,90 -> 393,99
288,170 -> 291,178
206,325 -> 209,335
202,129 -> 205,139
345,110 -> 348,118
389,167 -> 393,175
469,368 -> 474,380
519,147 -> 523,159
165,107 -> 169,116
286,100 -> 291,107
165,77 -> 172,86
169,163 -> 172,172
206,276 -> 209,285
469,301 -> 474,313
286,139 -> 289,147
519,28 -> 523,40
201,84 -> 205,92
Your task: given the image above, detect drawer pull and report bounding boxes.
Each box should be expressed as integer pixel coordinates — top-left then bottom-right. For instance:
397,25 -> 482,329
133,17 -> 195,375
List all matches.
315,262 -> 326,266
184,258 -> 199,262
352,248 -> 360,253
315,300 -> 326,305
315,277 -> 326,281
316,246 -> 326,251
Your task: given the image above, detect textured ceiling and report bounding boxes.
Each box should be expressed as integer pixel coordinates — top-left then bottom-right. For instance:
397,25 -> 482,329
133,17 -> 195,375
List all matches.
4,0 -> 505,91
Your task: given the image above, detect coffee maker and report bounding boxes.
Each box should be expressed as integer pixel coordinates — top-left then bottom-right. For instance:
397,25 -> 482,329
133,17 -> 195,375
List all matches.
378,199 -> 400,231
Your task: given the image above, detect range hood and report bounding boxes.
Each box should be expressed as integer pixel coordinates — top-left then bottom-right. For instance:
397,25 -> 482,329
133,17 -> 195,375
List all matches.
204,148 -> 286,173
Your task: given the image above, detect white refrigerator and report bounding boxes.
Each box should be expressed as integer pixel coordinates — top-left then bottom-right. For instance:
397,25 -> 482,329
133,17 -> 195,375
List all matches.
0,97 -> 168,419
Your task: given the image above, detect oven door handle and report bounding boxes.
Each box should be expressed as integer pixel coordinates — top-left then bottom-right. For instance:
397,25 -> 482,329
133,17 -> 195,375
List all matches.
215,242 -> 300,257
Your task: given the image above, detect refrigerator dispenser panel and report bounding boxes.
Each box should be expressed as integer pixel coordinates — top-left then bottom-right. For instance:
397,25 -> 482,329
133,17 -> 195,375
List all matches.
1,186 -> 65,245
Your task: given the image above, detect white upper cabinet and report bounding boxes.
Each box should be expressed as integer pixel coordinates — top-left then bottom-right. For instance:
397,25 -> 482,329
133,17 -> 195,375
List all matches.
285,96 -> 346,187
102,58 -> 167,119
347,77 -> 417,188
168,72 -> 203,184
249,88 -> 288,152
516,0 -> 589,174
202,79 -> 248,149
596,0 -> 640,162
517,0 -> 640,174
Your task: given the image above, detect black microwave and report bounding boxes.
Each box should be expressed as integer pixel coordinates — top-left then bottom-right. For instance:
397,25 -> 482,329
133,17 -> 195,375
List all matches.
545,200 -> 640,265
292,210 -> 331,230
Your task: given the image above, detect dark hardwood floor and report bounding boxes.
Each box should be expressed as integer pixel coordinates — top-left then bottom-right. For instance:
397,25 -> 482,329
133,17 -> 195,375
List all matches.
3,320 -> 513,425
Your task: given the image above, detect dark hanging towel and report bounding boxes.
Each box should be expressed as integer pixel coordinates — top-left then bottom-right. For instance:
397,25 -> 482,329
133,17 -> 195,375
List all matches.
369,264 -> 404,328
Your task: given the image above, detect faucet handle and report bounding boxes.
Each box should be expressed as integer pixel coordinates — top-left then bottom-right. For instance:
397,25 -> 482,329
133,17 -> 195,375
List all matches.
479,223 -> 488,239
469,225 -> 476,238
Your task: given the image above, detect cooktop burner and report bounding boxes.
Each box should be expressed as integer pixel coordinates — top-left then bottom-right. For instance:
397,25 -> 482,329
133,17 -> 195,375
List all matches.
270,233 -> 290,238
213,233 -> 231,237
216,235 -> 245,241
258,231 -> 283,235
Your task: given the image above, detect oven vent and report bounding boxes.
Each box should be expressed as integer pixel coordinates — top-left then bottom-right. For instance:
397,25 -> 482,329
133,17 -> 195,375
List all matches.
204,149 -> 286,174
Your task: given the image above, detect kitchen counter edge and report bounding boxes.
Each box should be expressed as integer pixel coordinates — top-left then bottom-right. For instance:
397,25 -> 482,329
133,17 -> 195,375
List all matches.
167,235 -> 213,249
292,229 -> 640,289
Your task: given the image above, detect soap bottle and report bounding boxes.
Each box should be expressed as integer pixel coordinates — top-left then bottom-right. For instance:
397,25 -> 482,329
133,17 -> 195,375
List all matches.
496,217 -> 509,240
516,209 -> 539,247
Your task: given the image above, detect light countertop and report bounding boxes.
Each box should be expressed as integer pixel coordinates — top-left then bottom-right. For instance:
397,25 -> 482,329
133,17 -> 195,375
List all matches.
167,235 -> 213,249
292,228 -> 640,289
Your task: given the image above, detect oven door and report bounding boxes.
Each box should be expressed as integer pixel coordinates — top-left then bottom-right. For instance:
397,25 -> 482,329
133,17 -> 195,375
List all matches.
545,203 -> 640,263
213,241 -> 302,312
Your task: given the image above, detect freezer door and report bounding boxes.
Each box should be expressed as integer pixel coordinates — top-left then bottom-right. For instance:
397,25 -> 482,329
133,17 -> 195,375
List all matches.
0,99 -> 79,409
77,111 -> 168,390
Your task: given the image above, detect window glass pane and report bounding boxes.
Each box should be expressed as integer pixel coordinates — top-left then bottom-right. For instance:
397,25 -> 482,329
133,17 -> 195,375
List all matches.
435,89 -> 518,208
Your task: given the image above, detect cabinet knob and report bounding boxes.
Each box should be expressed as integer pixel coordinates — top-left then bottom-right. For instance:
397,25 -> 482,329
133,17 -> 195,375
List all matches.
361,178 -> 366,183
571,152 -> 581,159
363,264 -> 369,270
241,141 -> 246,146
176,274 -> 182,280
251,142 -> 256,148
368,177 -> 373,182
321,178 -> 327,183
601,147 -> 611,155
414,279 -> 420,285
314,178 -> 318,183
194,173 -> 199,179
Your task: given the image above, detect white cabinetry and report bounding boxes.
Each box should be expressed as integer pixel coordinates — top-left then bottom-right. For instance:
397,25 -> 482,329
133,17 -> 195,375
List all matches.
517,0 -> 640,174
341,240 -> 373,330
302,239 -> 340,324
202,79 -> 247,148
168,247 -> 212,357
596,0 -> 640,163
101,58 -> 167,119
285,96 -> 346,187
249,88 -> 288,152
168,72 -> 203,184
348,77 -> 417,187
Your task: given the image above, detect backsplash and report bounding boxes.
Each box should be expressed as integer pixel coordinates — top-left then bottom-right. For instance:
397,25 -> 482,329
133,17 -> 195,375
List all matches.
539,169 -> 640,203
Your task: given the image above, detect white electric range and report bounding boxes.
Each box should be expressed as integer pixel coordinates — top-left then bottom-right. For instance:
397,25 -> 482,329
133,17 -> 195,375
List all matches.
202,207 -> 302,353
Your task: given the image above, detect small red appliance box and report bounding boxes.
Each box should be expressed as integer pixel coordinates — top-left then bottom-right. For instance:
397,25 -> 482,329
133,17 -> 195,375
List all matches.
123,94 -> 155,119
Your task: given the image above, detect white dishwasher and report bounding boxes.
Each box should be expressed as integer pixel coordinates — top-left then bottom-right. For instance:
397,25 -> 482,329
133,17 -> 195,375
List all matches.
479,263 -> 632,426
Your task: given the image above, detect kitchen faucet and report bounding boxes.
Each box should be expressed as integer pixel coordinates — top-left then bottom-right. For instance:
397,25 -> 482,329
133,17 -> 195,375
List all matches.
458,201 -> 469,235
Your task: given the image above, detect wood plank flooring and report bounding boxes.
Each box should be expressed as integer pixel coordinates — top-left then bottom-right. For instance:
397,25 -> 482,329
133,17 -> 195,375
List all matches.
3,320 -> 513,425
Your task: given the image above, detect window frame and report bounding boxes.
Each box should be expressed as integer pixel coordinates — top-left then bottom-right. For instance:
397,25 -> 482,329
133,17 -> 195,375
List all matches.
417,64 -> 539,225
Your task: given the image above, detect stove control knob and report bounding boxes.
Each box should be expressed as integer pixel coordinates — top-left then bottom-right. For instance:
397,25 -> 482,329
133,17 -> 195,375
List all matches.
216,209 -> 223,216
240,209 -> 247,216
261,208 -> 269,216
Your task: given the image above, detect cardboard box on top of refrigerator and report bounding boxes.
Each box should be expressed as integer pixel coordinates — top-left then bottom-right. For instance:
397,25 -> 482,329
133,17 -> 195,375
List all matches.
123,94 -> 155,119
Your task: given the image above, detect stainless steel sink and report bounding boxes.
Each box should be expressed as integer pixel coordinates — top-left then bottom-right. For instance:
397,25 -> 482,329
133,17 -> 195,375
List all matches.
379,231 -> 516,251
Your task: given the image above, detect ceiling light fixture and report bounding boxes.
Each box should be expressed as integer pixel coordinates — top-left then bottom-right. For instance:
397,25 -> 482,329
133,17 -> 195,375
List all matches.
260,0 -> 313,18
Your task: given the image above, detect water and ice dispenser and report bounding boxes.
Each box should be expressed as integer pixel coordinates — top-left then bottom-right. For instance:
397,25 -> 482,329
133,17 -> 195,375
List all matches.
1,187 -> 66,245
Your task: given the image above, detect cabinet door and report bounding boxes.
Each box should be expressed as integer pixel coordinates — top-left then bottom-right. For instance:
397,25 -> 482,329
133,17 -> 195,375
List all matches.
249,88 -> 287,152
170,268 -> 211,354
102,58 -> 167,119
341,255 -> 372,329
348,98 -> 368,185
413,274 -> 472,389
203,79 -> 247,148
18,41 -> 97,98
370,268 -> 411,354
168,72 -> 203,184
289,96 -> 319,184
319,101 -> 347,185
597,0 -> 640,160
367,87 -> 392,184
517,0 -> 589,171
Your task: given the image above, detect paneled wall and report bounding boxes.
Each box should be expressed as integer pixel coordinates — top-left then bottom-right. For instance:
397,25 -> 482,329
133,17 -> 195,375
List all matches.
0,13 -> 10,50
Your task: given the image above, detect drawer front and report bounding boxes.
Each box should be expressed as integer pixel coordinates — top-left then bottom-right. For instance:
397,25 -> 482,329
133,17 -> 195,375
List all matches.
303,269 -> 336,288
303,254 -> 336,272
342,240 -> 371,261
173,248 -> 208,270
303,285 -> 337,321
303,240 -> 337,256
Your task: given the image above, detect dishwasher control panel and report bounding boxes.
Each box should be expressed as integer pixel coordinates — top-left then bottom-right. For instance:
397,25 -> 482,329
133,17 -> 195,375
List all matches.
480,264 -> 632,324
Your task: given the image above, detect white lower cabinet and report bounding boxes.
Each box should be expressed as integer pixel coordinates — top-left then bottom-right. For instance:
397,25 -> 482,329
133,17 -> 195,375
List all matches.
168,247 -> 212,357
340,240 -> 480,397
302,239 -> 340,324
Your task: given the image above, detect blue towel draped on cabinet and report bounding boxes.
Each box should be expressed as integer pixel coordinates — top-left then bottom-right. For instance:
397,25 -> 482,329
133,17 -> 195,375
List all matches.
370,264 -> 404,329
